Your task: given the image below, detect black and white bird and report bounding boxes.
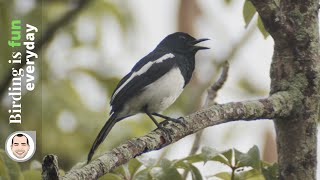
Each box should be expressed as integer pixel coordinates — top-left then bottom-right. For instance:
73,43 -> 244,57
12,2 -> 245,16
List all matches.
87,32 -> 209,162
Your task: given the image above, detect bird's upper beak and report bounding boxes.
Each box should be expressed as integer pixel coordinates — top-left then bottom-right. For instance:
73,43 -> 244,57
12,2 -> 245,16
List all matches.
189,38 -> 210,51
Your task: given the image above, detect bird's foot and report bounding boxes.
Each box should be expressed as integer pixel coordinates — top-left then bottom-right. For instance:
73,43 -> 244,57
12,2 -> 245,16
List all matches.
159,116 -> 185,126
170,116 -> 185,123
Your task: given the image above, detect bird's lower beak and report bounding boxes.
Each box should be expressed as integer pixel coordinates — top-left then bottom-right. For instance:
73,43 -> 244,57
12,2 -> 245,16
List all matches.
190,38 -> 210,51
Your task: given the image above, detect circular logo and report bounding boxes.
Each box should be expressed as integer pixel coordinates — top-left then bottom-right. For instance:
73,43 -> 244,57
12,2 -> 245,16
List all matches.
5,132 -> 36,162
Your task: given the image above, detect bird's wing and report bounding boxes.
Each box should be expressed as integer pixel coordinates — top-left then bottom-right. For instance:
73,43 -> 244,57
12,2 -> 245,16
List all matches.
110,51 -> 177,113
110,51 -> 168,101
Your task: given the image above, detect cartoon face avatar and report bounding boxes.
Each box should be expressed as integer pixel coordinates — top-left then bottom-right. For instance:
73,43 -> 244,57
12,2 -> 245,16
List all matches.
11,134 -> 30,159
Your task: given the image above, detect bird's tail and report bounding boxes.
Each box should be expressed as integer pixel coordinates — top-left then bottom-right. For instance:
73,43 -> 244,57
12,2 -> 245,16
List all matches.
87,113 -> 118,163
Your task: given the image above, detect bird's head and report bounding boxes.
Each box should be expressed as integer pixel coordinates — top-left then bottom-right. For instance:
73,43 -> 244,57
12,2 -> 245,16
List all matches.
157,32 -> 209,54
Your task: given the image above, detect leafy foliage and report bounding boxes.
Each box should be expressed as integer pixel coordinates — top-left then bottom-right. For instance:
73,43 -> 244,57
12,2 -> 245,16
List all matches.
99,145 -> 278,180
242,0 -> 270,38
257,16 -> 269,39
243,0 -> 256,28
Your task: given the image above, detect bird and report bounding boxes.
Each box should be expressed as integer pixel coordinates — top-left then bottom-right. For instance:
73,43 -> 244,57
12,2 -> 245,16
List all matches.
87,32 -> 209,163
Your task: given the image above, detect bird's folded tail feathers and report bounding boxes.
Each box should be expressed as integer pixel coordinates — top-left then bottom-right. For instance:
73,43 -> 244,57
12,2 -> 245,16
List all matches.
87,113 -> 118,163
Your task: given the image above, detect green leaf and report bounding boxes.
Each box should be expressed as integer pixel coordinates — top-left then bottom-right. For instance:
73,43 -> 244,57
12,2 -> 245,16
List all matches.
212,172 -> 232,180
173,161 -> 202,180
128,158 -> 142,177
235,169 -> 264,180
180,154 -> 204,164
262,163 -> 278,180
172,159 -> 190,169
189,164 -> 203,180
173,153 -> 205,168
113,165 -> 127,178
137,158 -> 157,168
222,149 -> 233,163
22,170 -> 41,180
257,15 -> 270,38
133,169 -> 152,180
201,146 -> 220,163
243,0 -> 256,28
160,159 -> 172,170
100,173 -> 123,180
150,167 -> 182,180
218,149 -> 233,166
237,146 -> 261,170
234,149 -> 244,166
211,155 -> 231,167
150,159 -> 182,180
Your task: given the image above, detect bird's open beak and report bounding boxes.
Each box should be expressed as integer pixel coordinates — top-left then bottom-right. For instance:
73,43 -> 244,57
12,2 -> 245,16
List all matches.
190,38 -> 210,51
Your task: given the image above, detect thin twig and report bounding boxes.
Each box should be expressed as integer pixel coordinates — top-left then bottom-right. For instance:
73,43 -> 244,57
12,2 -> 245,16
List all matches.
205,61 -> 230,106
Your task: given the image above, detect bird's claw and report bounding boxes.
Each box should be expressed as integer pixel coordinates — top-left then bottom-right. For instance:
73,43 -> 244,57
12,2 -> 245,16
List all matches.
157,117 -> 187,143
160,117 -> 185,126
175,116 -> 185,123
174,117 -> 187,128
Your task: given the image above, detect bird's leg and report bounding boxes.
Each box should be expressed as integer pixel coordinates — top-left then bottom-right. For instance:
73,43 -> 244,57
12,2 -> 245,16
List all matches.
152,113 -> 185,124
144,109 -> 172,142
144,110 -> 161,128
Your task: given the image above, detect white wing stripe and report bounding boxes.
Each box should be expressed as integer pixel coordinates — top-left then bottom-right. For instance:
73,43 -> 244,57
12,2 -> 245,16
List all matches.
111,53 -> 175,101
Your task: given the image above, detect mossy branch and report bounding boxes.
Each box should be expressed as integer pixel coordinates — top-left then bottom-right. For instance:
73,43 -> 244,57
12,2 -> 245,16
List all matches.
60,91 -> 294,180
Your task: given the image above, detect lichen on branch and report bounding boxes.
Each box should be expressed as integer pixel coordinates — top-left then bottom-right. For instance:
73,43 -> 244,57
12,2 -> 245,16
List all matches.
61,91 -> 293,180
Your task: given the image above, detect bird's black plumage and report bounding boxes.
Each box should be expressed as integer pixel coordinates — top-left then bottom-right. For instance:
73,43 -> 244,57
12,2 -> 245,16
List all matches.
87,32 -> 209,163
110,52 -> 176,114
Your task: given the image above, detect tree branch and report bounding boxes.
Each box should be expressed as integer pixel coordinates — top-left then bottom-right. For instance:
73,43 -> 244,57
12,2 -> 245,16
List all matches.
61,91 -> 294,179
42,154 -> 59,180
182,61 -> 229,179
249,0 -> 294,41
187,62 -> 229,157
184,21 -> 257,170
249,0 -> 278,31
0,0 -> 91,101
205,61 -> 229,106
249,0 -> 278,16
251,0 -> 320,179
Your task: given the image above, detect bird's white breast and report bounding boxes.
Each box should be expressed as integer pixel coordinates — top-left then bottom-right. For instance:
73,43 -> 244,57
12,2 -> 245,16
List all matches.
120,67 -> 185,116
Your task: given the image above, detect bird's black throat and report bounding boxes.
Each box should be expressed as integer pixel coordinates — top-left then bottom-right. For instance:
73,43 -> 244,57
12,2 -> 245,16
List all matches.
176,55 -> 195,87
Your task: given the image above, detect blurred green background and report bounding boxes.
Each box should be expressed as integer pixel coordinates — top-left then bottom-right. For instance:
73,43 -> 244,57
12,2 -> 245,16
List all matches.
0,0 -> 277,178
